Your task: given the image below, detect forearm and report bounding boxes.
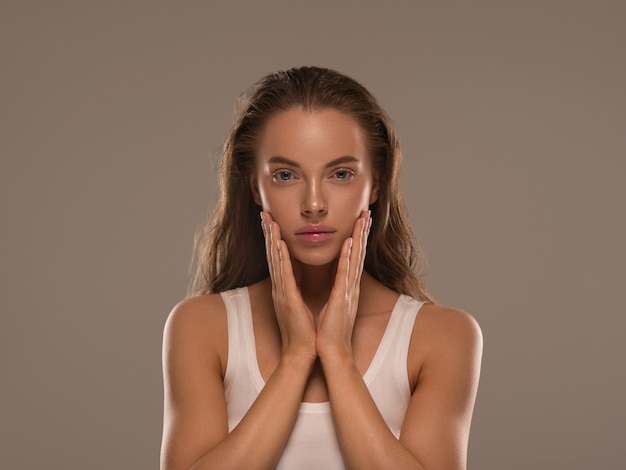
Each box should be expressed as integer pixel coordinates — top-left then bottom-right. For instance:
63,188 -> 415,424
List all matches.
190,354 -> 314,470
322,353 -> 426,470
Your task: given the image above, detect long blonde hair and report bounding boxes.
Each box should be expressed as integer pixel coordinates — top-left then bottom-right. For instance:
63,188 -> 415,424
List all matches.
190,66 -> 432,302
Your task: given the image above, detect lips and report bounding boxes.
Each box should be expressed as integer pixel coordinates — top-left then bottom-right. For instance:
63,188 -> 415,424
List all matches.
295,224 -> 337,243
295,224 -> 336,235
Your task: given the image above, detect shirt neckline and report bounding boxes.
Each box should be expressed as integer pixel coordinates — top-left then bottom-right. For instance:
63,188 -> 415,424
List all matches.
241,287 -> 405,411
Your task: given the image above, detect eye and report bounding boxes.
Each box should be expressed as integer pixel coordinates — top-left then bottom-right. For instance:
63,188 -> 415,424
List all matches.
332,169 -> 354,181
272,170 -> 295,182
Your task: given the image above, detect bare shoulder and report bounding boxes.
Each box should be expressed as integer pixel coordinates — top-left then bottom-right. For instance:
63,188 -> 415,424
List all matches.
409,303 -> 483,388
164,294 -> 227,339
161,294 -> 231,469
163,293 -> 228,374
416,303 -> 482,347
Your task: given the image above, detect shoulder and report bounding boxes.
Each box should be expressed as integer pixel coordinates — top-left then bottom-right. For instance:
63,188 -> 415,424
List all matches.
415,303 -> 482,347
163,293 -> 229,375
400,304 -> 483,467
164,293 -> 228,338
161,294 -> 232,468
409,303 -> 483,387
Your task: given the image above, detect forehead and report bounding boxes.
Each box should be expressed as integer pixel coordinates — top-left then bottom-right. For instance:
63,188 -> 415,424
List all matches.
256,108 -> 370,165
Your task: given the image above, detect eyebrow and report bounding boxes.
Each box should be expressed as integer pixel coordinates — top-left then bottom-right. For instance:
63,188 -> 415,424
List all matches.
267,155 -> 360,168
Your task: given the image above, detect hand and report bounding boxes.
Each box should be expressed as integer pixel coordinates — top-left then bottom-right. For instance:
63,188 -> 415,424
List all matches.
315,210 -> 372,361
261,211 -> 317,362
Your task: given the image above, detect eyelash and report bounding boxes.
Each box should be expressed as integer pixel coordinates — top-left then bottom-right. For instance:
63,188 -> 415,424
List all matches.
272,170 -> 295,182
332,169 -> 354,181
271,169 -> 355,183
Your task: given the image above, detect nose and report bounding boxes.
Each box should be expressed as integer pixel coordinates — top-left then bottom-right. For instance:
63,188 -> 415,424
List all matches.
301,180 -> 327,216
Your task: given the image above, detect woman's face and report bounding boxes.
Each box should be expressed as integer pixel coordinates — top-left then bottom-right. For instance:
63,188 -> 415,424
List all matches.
251,107 -> 379,267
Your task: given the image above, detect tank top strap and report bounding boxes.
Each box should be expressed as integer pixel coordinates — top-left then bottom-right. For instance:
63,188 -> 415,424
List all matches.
391,296 -> 424,385
364,295 -> 423,382
220,287 -> 262,399
363,294 -> 424,430
390,294 -> 424,350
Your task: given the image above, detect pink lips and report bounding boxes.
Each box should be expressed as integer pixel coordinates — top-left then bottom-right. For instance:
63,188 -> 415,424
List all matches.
295,224 -> 337,243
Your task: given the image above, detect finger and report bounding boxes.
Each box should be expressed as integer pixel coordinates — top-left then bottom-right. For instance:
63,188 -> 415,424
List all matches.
261,212 -> 275,289
263,213 -> 281,295
357,214 -> 368,288
348,211 -> 370,291
277,238 -> 300,301
277,239 -> 286,300
268,220 -> 301,302
360,212 -> 372,272
332,236 -> 352,297
347,213 -> 367,287
360,211 -> 371,264
271,219 -> 285,298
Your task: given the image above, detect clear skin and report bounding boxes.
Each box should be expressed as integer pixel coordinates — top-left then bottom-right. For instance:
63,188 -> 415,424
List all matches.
161,108 -> 483,469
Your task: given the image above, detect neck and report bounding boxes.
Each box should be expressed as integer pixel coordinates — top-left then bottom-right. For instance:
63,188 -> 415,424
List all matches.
292,259 -> 337,315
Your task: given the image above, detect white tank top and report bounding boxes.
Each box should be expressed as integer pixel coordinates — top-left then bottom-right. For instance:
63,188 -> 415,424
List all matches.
221,287 -> 424,469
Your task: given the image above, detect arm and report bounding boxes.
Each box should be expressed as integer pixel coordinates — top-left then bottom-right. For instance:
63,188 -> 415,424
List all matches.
160,296 -> 315,470
316,212 -> 483,469
161,214 -> 318,470
322,305 -> 482,470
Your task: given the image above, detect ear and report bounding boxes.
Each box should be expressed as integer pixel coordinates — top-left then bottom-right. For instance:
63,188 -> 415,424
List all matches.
250,172 -> 263,206
369,173 -> 380,205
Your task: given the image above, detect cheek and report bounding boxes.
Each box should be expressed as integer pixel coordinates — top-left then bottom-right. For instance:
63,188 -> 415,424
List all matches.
343,182 -> 375,211
256,180 -> 276,210
258,186 -> 289,219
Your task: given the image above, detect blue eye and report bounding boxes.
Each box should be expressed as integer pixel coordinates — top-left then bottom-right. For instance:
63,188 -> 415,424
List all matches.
273,170 -> 294,181
333,169 -> 353,180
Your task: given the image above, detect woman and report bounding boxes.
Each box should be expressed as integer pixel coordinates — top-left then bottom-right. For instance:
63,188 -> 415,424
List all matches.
161,66 -> 482,469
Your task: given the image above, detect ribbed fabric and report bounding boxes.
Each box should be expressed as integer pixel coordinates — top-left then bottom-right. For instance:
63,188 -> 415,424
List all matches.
220,287 -> 424,469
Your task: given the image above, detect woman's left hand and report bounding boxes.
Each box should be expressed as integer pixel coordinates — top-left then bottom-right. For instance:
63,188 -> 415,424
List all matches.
315,210 -> 372,361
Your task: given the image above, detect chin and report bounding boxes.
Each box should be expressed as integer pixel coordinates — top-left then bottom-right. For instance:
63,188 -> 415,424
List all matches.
288,245 -> 341,268
297,257 -> 338,268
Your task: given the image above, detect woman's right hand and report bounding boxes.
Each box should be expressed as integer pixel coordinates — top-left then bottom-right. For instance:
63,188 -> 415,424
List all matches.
162,214 -> 319,469
261,211 -> 317,362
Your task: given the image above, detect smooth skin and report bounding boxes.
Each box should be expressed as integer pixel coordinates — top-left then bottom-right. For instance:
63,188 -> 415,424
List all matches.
161,108 -> 483,469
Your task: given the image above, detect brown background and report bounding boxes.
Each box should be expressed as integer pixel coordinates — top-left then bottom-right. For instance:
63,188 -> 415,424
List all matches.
1,1 -> 624,468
